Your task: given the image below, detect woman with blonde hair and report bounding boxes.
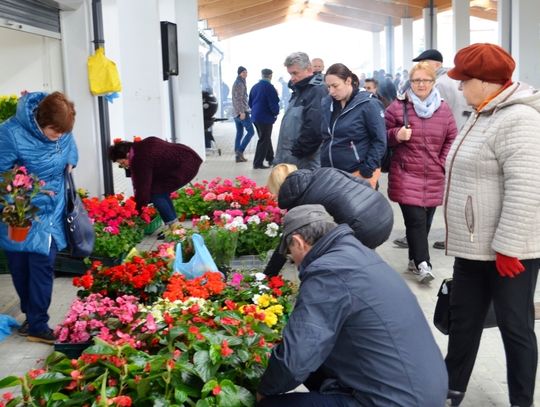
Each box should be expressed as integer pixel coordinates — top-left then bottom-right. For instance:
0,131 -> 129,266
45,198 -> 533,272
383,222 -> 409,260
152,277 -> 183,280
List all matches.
385,61 -> 457,284
264,164 -> 393,276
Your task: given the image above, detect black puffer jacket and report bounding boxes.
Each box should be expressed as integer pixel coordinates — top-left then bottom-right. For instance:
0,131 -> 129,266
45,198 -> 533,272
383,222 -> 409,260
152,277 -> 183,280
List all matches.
279,168 -> 393,248
264,168 -> 393,276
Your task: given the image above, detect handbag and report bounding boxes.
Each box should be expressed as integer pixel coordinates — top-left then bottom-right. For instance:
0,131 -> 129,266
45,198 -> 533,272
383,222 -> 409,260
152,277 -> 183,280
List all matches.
173,233 -> 220,279
64,170 -> 95,257
434,278 -> 498,335
381,98 -> 408,173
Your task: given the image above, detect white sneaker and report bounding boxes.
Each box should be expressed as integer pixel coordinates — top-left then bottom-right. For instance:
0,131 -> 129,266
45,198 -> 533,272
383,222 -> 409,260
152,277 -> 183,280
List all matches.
407,260 -> 419,274
416,261 -> 434,284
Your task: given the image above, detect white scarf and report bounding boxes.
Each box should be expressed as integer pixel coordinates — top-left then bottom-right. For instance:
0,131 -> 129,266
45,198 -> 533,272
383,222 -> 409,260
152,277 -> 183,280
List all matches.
406,87 -> 442,119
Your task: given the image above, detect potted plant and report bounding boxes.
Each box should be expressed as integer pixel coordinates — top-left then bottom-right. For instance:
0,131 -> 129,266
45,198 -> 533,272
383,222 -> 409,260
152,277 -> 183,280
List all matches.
0,165 -> 44,242
0,94 -> 17,123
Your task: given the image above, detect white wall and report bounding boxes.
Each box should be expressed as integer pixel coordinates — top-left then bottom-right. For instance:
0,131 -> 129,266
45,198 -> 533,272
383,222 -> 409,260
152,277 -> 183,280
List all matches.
512,0 -> 540,87
60,1 -> 104,196
0,28 -> 63,94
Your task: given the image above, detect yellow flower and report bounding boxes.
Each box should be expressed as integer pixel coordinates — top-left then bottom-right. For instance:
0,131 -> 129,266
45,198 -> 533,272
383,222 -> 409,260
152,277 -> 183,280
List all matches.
266,304 -> 284,316
256,293 -> 277,308
264,311 -> 278,327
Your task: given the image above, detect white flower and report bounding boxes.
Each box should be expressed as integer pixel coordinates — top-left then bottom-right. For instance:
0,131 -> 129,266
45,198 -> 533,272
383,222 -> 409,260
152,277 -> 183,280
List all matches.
220,213 -> 232,222
247,215 -> 261,225
252,294 -> 261,304
265,222 -> 279,237
199,215 -> 210,222
258,284 -> 270,291
254,272 -> 267,281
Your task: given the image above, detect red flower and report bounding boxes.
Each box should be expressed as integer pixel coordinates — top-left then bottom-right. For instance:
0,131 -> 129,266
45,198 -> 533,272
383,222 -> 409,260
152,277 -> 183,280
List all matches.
220,340 -> 233,357
212,385 -> 221,396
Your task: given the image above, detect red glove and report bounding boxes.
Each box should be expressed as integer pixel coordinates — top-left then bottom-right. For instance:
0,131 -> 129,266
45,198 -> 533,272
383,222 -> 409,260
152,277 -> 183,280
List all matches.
495,252 -> 525,278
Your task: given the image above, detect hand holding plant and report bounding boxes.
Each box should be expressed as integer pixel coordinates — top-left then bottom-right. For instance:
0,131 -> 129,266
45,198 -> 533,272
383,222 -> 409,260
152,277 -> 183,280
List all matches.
0,165 -> 45,227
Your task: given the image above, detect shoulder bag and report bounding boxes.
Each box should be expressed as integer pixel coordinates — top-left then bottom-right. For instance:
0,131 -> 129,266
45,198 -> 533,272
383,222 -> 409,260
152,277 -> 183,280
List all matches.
381,99 -> 408,173
64,170 -> 95,257
434,278 -> 498,335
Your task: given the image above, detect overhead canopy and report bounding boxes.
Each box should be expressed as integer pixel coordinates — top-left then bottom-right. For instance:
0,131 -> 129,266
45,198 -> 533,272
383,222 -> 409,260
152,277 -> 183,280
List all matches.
198,0 -> 497,40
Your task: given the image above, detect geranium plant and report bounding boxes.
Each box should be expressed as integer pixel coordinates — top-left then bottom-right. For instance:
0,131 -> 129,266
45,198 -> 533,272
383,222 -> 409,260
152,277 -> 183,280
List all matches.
73,254 -> 171,304
0,94 -> 17,123
0,165 -> 44,227
83,194 -> 154,258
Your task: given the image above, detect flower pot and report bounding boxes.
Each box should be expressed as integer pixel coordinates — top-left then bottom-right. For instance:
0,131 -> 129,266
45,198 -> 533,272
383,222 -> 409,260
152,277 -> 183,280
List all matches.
54,341 -> 92,359
7,225 -> 30,242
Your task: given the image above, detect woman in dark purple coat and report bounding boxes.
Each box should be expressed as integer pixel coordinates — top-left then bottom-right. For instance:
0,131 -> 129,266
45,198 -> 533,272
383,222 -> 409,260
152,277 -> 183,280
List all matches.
385,62 -> 457,284
108,137 -> 202,227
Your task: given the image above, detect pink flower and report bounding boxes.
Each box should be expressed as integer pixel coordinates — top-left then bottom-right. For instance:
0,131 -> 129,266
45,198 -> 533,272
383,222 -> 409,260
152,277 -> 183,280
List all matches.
230,273 -> 243,287
144,314 -> 157,333
184,187 -> 194,196
203,192 -> 217,201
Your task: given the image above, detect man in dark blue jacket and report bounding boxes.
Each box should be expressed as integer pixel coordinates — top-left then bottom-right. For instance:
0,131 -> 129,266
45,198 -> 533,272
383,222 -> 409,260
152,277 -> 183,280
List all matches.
249,68 -> 280,169
257,205 -> 448,407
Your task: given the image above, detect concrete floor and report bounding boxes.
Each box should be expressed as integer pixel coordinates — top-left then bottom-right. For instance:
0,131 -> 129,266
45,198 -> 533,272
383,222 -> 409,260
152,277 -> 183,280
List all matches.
0,118 -> 538,406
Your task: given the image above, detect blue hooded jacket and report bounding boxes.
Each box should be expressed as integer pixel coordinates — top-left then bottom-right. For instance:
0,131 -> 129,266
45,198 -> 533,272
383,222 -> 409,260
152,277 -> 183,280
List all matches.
0,92 -> 78,255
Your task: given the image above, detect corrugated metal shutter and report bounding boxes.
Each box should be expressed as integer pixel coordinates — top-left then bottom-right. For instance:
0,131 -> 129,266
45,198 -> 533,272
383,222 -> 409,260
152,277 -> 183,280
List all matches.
0,0 -> 60,33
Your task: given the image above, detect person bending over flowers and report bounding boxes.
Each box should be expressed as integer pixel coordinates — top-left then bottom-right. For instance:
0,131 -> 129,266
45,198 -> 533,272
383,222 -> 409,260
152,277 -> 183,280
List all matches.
108,137 -> 202,236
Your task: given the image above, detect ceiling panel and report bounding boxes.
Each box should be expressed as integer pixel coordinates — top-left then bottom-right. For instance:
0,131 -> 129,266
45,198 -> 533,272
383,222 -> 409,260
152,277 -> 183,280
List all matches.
199,0 -> 497,40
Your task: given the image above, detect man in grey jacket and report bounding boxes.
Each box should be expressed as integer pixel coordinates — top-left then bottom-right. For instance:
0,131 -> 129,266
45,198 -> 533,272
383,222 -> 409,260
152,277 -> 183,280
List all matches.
257,205 -> 448,407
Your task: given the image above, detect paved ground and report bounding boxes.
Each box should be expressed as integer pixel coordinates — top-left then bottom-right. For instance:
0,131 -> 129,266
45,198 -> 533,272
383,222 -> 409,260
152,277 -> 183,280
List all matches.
0,118 -> 538,406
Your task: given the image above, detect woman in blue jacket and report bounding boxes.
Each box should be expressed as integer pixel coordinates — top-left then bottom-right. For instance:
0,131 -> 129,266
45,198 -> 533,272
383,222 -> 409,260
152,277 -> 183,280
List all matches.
320,63 -> 387,188
0,92 -> 78,344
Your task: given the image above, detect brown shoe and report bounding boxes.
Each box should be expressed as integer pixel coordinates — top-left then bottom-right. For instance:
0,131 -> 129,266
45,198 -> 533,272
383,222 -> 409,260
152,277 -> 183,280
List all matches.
27,328 -> 56,345
235,152 -> 247,162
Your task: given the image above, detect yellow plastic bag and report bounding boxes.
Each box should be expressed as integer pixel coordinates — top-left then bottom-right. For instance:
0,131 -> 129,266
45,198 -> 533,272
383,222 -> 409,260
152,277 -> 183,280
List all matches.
87,48 -> 122,96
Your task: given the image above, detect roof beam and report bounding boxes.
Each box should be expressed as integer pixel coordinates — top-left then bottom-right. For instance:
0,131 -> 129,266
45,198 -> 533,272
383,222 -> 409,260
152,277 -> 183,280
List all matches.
320,5 -> 400,26
199,0 -> 275,20
214,15 -> 292,40
324,0 -> 421,18
316,13 -> 384,32
209,7 -> 292,32
470,7 -> 497,21
204,0 -> 294,29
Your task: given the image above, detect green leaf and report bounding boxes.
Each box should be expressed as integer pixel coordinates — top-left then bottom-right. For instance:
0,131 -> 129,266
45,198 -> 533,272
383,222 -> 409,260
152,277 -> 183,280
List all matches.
201,379 -> 219,396
235,385 -> 256,407
0,376 -> 21,389
209,346 -> 221,365
235,349 -> 249,363
51,392 -> 69,400
195,399 -> 212,407
31,372 -> 71,385
174,388 -> 189,404
216,379 -> 242,407
193,350 -> 216,383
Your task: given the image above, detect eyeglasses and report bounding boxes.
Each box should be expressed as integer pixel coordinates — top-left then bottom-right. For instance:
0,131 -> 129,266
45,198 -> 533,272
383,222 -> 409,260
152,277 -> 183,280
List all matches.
410,79 -> 434,85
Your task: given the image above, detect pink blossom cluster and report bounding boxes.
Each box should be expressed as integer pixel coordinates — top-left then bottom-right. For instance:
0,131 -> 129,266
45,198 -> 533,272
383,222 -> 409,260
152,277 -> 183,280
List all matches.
55,293 -> 140,344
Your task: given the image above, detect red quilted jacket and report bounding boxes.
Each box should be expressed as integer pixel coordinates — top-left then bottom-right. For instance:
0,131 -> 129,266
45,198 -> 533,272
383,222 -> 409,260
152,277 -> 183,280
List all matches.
385,98 -> 457,207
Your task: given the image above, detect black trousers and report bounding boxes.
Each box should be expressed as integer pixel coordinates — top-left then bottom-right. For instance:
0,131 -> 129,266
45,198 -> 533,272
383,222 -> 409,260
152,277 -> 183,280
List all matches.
253,122 -> 274,167
445,257 -> 540,407
399,204 -> 436,268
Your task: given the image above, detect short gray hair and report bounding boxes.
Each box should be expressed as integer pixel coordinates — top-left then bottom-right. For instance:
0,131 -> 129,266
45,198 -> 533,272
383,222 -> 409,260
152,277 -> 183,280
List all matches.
284,220 -> 337,248
284,52 -> 311,70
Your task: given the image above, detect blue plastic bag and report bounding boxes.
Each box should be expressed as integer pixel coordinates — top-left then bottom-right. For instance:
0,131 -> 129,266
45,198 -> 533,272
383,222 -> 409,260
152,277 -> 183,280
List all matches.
173,233 -> 219,279
0,314 -> 20,342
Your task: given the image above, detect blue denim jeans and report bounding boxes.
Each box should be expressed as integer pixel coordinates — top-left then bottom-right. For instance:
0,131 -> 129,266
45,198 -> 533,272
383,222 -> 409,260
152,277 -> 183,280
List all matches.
234,112 -> 255,153
5,240 -> 58,334
151,193 -> 177,224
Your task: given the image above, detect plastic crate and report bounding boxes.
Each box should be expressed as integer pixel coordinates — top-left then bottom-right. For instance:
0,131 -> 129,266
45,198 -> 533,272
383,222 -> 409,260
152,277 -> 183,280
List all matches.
54,341 -> 92,359
54,251 -> 123,275
144,215 -> 163,235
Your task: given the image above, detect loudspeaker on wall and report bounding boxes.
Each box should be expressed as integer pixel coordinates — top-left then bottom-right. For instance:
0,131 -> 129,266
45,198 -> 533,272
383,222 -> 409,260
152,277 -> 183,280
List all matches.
161,21 -> 179,80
